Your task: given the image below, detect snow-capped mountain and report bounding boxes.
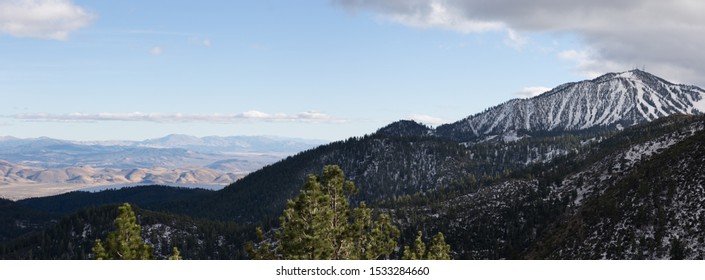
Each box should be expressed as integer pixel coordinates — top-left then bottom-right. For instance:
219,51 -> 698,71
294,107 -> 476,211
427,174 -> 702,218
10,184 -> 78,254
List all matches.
436,70 -> 705,141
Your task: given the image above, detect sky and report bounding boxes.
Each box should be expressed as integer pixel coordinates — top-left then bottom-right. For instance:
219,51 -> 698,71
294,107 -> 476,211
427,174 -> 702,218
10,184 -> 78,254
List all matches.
1,0 -> 704,141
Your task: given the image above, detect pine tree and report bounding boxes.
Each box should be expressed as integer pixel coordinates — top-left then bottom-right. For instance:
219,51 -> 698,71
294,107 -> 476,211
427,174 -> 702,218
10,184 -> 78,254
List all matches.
403,231 -> 452,260
403,231 -> 426,260
246,227 -> 276,260
426,232 -> 451,260
168,247 -> 183,260
350,202 -> 400,260
670,238 -> 686,260
91,240 -> 107,260
247,165 -> 400,260
92,203 -> 154,260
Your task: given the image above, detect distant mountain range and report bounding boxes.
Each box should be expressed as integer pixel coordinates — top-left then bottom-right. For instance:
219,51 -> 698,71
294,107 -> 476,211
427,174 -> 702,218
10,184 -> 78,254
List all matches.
0,159 -> 238,186
0,135 -> 327,199
0,134 -> 326,167
134,134 -> 324,153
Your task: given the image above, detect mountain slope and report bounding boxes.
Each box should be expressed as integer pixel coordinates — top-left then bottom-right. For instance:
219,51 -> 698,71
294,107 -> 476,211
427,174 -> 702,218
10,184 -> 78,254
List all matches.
527,117 -> 705,259
436,70 -> 705,141
0,198 -> 52,242
159,135 -> 478,223
157,124 -> 619,224
395,115 -> 705,259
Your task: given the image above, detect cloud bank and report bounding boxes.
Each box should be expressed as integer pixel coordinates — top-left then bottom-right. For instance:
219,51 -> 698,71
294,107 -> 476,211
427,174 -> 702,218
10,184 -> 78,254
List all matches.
0,0 -> 94,40
334,0 -> 705,84
11,111 -> 346,124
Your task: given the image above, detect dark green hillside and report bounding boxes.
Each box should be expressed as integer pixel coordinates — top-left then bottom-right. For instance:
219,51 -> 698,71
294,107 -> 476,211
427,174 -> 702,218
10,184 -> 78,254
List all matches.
18,185 -> 213,215
158,126 -> 611,224
1,204 -> 251,260
155,135 -> 472,223
0,198 -> 53,242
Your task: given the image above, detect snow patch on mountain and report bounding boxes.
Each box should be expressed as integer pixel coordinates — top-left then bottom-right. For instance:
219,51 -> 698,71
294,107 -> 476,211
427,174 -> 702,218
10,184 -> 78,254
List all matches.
502,131 -> 526,142
564,120 -> 705,207
693,92 -> 705,113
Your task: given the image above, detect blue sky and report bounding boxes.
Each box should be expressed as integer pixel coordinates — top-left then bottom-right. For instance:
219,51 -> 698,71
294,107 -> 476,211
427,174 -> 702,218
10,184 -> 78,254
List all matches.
1,0 -> 703,141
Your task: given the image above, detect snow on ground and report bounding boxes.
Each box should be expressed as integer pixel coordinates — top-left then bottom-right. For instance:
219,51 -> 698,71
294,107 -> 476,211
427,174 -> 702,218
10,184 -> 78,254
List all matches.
693,93 -> 705,113
564,120 -> 705,208
502,131 -> 525,142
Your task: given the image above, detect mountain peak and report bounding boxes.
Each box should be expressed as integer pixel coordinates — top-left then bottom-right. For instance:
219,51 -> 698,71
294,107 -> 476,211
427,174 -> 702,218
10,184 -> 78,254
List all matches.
376,120 -> 433,138
161,134 -> 201,141
436,70 -> 705,141
142,134 -> 204,147
592,69 -> 670,85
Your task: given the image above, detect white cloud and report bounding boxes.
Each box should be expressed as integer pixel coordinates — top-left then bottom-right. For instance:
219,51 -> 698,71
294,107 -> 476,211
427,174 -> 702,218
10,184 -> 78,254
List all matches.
241,110 -> 269,119
557,49 -> 625,78
516,86 -> 552,98
350,0 -> 522,48
0,0 -> 94,40
188,36 -> 212,47
409,114 -> 446,126
384,1 -> 505,34
150,47 -> 163,55
11,111 -> 346,124
334,0 -> 705,84
504,29 -> 526,49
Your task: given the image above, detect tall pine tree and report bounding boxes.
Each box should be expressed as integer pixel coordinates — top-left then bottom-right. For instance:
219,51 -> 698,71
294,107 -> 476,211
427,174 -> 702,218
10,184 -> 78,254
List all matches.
92,203 -> 154,260
403,231 -> 451,260
247,165 -> 400,260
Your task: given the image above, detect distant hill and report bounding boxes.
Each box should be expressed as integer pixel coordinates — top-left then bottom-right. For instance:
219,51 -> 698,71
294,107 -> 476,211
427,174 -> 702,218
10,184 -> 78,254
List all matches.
0,135 -> 325,199
0,134 -> 327,169
136,134 -> 326,153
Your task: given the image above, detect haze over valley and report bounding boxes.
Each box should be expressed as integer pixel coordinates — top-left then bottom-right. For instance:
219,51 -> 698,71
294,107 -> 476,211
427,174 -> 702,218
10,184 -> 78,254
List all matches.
0,135 -> 326,199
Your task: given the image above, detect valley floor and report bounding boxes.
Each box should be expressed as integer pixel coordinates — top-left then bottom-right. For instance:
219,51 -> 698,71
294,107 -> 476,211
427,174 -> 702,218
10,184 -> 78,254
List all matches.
0,183 -> 96,200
